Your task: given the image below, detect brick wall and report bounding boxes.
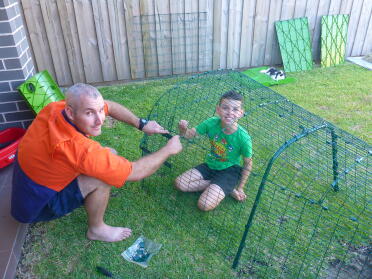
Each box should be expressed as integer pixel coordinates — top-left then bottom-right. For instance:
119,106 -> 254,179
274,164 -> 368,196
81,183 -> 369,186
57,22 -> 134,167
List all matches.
0,0 -> 35,130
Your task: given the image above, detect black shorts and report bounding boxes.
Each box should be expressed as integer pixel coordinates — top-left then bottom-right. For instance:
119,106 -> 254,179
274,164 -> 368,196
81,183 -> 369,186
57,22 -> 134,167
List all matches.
194,163 -> 242,195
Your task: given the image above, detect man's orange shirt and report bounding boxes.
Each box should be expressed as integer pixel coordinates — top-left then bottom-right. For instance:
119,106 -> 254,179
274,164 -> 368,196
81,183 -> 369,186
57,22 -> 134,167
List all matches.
18,101 -> 132,191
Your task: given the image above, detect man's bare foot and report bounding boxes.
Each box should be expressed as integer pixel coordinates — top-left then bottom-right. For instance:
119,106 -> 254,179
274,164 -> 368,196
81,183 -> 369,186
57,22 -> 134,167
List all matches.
87,224 -> 132,242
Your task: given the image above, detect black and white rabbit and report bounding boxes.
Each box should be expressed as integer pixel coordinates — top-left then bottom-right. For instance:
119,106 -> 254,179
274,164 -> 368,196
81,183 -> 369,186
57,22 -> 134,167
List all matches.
260,67 -> 286,81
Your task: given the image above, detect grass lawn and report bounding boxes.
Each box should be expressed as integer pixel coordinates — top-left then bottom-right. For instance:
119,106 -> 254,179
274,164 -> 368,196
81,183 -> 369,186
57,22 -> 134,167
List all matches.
275,62 -> 371,144
16,63 -> 371,279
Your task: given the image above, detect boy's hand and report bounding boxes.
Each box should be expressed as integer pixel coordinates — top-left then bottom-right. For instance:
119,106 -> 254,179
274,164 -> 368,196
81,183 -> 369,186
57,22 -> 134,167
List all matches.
178,120 -> 188,135
231,189 -> 247,201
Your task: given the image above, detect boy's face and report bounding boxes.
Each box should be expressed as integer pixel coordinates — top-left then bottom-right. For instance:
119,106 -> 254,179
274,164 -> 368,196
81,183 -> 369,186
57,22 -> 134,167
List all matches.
216,98 -> 244,126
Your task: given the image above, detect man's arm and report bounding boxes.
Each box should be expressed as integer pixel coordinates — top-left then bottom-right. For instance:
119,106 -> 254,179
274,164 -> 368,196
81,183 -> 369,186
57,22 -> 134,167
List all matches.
105,100 -> 139,128
126,135 -> 182,181
105,100 -> 168,135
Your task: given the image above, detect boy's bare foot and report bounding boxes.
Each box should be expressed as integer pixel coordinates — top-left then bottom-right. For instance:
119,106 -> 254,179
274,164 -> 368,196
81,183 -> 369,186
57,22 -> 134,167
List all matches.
231,189 -> 247,201
87,224 -> 132,242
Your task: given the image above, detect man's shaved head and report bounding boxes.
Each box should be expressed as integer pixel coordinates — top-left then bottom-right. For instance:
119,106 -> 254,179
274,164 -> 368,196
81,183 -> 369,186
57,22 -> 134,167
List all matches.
65,83 -> 102,107
64,83 -> 105,136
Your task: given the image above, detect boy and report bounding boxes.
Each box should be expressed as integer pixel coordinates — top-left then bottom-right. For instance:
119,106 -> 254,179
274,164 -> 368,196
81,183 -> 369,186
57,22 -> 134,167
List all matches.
175,90 -> 253,211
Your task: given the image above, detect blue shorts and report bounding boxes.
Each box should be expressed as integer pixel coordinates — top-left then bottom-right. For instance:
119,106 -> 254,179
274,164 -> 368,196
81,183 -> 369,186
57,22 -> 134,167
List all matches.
34,178 -> 84,222
194,163 -> 242,195
11,159 -> 84,223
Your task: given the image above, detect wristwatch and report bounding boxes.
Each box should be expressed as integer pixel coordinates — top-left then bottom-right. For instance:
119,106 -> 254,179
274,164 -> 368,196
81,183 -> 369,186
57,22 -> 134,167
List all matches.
138,118 -> 148,131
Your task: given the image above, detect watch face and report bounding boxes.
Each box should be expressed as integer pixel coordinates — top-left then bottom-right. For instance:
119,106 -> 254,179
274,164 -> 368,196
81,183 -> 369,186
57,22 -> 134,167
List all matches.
139,118 -> 148,130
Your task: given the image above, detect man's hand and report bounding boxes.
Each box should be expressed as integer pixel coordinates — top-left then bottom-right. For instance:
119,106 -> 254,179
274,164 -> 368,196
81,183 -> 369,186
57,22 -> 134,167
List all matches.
231,188 -> 247,201
142,120 -> 169,135
165,135 -> 183,155
127,135 -> 182,182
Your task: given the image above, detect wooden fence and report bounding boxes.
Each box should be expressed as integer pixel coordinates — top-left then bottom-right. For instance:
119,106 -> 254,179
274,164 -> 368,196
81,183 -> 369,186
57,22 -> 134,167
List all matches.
20,0 -> 372,86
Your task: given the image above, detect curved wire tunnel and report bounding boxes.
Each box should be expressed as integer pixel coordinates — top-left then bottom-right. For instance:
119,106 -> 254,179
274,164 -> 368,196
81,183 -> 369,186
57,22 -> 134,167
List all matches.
140,70 -> 371,278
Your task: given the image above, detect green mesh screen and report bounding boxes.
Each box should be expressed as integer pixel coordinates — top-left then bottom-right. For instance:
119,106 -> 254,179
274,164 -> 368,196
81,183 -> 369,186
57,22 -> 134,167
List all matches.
140,70 -> 371,278
275,18 -> 313,72
321,15 -> 350,68
18,70 -> 64,114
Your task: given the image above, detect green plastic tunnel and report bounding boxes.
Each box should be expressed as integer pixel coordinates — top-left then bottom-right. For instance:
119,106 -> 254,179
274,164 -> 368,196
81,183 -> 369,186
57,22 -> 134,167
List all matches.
17,70 -> 65,114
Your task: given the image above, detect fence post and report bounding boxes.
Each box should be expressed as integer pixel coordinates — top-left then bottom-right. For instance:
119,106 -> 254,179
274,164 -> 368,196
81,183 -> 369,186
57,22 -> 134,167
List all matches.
330,127 -> 340,191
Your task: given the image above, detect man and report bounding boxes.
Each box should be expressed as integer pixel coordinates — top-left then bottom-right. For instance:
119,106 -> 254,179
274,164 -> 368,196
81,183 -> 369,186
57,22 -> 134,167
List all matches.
11,83 -> 182,242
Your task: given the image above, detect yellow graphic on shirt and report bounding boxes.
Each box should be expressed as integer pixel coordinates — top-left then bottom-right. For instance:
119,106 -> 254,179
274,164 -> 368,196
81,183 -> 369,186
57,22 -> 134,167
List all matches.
209,136 -> 231,162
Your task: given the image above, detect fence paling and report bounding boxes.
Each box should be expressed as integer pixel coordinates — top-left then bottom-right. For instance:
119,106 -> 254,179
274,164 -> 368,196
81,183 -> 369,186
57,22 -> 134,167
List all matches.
20,0 -> 372,86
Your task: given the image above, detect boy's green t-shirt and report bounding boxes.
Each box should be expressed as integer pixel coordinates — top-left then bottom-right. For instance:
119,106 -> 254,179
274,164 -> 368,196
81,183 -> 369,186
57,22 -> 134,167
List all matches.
196,117 -> 252,170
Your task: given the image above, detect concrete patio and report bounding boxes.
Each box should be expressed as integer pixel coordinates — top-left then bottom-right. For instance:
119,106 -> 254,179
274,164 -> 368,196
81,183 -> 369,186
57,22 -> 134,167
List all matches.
0,163 -> 28,279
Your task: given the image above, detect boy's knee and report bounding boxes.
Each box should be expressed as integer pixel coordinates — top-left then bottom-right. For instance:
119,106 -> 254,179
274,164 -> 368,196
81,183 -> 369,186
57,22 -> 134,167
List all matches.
174,176 -> 186,191
197,198 -> 216,211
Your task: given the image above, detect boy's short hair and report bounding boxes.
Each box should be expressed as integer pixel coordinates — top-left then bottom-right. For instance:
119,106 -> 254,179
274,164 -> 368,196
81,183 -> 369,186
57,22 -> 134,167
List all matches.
219,90 -> 244,105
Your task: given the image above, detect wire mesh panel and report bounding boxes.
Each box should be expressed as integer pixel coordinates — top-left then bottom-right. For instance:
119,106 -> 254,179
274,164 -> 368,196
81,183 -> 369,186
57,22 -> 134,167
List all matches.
131,12 -> 210,78
321,15 -> 350,68
235,126 -> 371,278
140,70 -> 371,278
275,17 -> 313,72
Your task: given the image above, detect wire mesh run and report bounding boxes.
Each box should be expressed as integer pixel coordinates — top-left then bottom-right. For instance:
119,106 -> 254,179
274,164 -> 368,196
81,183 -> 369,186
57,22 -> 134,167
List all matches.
140,70 -> 371,278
